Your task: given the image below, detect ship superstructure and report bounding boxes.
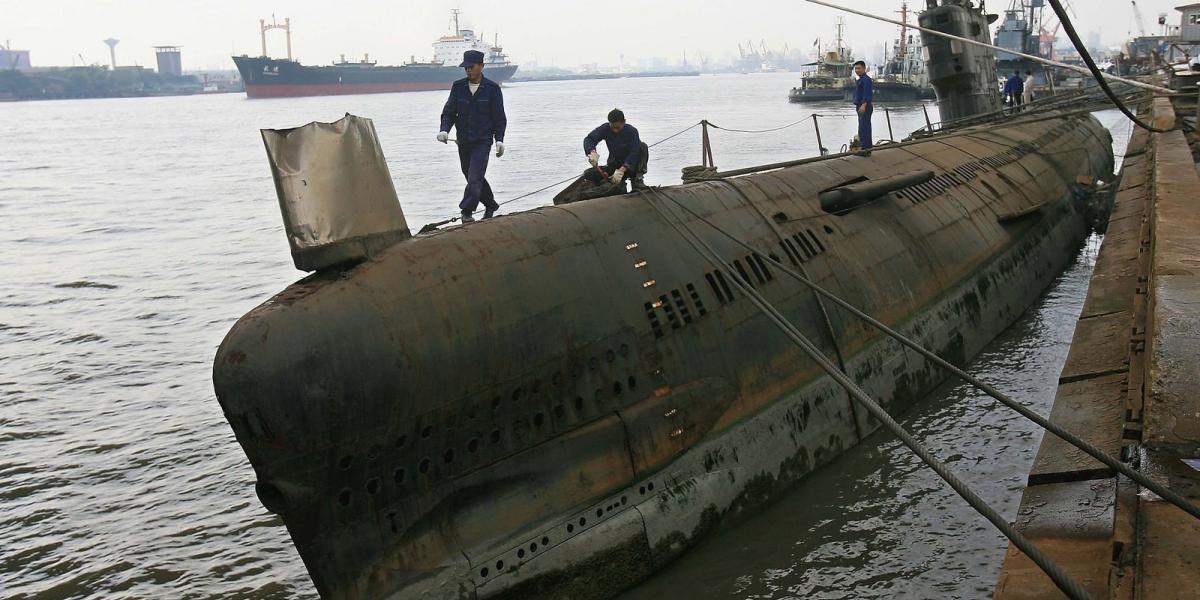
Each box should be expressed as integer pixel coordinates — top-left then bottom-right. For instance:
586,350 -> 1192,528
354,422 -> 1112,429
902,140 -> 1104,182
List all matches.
993,0 -> 1056,85
431,9 -> 512,68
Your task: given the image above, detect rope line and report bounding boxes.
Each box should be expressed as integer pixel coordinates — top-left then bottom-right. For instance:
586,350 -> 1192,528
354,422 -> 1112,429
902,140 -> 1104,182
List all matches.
707,115 -> 820,134
660,192 -> 1200,523
643,187 -> 1095,600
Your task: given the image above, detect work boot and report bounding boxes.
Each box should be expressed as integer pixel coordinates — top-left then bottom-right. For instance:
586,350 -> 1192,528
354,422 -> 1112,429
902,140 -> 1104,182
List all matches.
482,208 -> 495,220
461,212 -> 476,223
632,177 -> 648,191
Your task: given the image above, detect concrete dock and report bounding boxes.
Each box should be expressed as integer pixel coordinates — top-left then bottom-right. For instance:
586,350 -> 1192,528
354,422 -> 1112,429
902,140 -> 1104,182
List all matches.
994,81 -> 1200,598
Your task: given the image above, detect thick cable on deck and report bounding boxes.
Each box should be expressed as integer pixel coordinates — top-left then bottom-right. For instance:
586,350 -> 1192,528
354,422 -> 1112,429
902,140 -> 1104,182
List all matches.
644,188 -> 1095,600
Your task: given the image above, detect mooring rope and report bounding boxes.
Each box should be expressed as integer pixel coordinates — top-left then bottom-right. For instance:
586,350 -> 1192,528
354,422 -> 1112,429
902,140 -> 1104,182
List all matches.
643,187 -> 1095,600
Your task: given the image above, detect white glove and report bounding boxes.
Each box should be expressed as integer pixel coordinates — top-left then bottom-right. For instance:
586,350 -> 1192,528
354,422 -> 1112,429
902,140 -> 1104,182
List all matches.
495,142 -> 505,158
587,150 -> 600,167
437,131 -> 449,144
610,166 -> 626,184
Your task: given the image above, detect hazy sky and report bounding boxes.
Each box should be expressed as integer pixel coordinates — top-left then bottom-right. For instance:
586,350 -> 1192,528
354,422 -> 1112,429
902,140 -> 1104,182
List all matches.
2,0 -> 1190,71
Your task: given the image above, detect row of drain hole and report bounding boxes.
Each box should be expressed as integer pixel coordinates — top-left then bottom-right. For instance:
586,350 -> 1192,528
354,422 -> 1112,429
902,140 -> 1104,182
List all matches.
335,375 -> 642,507
712,229 -> 831,302
644,225 -> 835,338
898,124 -> 1071,204
477,481 -> 657,579
645,231 -> 830,338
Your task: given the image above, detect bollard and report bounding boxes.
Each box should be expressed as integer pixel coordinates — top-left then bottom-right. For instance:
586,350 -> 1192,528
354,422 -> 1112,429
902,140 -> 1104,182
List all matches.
701,120 -> 715,169
812,114 -> 828,155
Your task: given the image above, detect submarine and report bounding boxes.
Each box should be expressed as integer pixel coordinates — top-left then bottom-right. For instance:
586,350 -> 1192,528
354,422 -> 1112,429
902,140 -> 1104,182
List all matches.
212,1 -> 1116,598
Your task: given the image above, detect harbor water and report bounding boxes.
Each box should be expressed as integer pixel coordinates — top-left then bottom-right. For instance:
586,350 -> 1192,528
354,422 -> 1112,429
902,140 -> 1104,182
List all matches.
0,73 -> 1130,598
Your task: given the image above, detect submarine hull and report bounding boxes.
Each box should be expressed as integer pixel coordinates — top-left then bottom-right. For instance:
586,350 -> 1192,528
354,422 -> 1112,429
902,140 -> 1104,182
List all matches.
213,113 -> 1114,599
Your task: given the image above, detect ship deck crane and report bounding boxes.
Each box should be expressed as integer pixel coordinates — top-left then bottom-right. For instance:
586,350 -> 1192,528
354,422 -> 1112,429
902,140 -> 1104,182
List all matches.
260,15 -> 293,61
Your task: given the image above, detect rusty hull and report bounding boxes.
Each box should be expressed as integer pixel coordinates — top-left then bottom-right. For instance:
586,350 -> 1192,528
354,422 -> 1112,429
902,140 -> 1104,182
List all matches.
213,113 -> 1113,599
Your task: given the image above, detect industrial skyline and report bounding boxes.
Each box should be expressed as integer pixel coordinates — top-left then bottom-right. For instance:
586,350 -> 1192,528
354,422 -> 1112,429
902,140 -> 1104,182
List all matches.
2,0 -> 1189,71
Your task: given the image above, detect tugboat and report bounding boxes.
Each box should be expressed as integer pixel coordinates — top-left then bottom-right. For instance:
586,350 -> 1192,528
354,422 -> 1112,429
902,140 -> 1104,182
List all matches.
789,18 -> 854,102
841,2 -> 937,102
214,1 -> 1115,598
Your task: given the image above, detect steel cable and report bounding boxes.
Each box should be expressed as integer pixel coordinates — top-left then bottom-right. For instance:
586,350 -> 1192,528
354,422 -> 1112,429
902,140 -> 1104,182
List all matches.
643,187 -> 1095,600
659,192 -> 1200,523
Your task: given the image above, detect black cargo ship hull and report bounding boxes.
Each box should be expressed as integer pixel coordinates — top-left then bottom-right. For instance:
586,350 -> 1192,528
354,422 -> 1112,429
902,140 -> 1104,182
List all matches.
232,55 -> 519,98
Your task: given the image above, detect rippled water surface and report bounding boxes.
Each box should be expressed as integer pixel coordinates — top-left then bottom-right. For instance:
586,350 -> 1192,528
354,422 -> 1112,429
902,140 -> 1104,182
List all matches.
1,74 -> 1129,599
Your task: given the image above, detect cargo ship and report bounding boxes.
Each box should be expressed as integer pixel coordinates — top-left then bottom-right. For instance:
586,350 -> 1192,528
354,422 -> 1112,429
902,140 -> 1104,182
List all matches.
233,10 -> 518,99
213,2 -> 1115,598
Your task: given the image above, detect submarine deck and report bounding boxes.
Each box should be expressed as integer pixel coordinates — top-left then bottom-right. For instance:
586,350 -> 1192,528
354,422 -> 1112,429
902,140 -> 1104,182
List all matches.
993,80 -> 1200,598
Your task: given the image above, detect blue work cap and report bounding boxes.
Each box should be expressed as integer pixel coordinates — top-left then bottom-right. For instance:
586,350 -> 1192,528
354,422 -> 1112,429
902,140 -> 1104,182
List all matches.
459,50 -> 485,67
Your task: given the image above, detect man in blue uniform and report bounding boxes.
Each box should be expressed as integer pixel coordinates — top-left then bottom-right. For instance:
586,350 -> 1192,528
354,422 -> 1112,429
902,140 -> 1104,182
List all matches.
583,109 -> 646,190
1003,71 -> 1025,112
438,50 -> 507,223
852,60 -> 873,155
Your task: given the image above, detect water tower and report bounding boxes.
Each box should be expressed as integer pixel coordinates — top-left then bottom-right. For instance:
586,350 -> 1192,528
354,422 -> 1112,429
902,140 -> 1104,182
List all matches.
103,38 -> 119,70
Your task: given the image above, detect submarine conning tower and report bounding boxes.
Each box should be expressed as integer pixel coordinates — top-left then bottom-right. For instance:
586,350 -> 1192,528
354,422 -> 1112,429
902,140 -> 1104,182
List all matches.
918,0 -> 1003,122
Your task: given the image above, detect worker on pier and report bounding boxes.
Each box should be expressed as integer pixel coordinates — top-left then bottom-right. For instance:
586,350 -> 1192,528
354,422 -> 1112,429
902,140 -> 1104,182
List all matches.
438,50 -> 507,223
852,61 -> 873,155
584,109 -> 648,190
1022,70 -> 1035,107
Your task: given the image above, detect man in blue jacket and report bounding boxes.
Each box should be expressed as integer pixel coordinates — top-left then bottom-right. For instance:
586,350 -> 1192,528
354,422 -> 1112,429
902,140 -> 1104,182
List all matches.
852,60 -> 873,155
1003,71 -> 1025,112
583,109 -> 646,190
438,50 -> 507,222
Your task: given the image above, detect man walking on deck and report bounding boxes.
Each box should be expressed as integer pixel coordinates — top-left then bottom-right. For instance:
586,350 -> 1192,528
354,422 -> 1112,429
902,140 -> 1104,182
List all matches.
583,109 -> 647,190
852,61 -> 873,155
438,50 -> 507,223
1003,71 -> 1025,113
1022,70 -> 1035,107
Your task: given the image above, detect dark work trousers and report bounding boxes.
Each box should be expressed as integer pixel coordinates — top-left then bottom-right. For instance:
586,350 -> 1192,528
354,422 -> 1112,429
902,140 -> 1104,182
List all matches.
457,142 -> 498,216
857,104 -> 873,150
